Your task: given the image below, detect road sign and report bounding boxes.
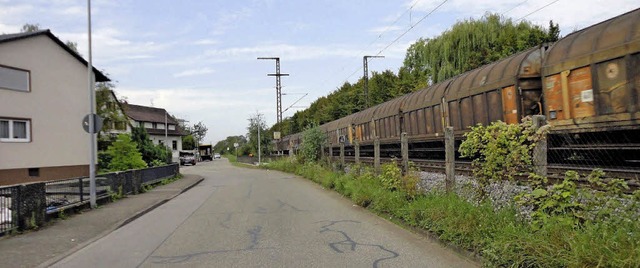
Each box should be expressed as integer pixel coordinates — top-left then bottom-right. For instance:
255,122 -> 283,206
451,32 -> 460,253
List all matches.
82,114 -> 103,134
233,143 -> 239,148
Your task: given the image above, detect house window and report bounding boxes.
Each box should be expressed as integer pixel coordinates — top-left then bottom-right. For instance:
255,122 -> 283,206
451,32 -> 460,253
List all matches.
157,123 -> 165,130
0,118 -> 31,142
172,140 -> 177,150
0,65 -> 30,92
115,121 -> 126,130
168,124 -> 176,130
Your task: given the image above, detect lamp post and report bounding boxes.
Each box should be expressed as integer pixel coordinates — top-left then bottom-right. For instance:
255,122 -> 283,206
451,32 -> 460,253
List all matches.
363,55 -> 384,109
86,0 -> 97,208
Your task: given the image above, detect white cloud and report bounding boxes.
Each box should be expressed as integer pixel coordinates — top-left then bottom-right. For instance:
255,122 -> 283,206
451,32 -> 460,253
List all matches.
193,39 -> 219,45
203,43 -> 369,61
58,27 -> 170,64
210,7 -> 253,35
56,5 -> 84,16
368,25 -> 402,35
173,67 -> 216,78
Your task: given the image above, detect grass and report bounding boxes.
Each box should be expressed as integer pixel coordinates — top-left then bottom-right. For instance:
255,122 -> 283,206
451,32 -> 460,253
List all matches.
265,158 -> 640,267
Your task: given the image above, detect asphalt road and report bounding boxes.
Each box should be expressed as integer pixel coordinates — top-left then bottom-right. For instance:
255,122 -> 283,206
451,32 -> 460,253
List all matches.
53,159 -> 477,268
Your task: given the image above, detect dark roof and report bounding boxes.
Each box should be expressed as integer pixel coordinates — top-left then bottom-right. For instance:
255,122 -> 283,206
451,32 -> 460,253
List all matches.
122,103 -> 185,136
0,30 -> 109,82
122,103 -> 179,124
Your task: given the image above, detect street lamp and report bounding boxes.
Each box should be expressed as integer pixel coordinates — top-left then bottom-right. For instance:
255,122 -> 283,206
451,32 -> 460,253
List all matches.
363,55 -> 384,109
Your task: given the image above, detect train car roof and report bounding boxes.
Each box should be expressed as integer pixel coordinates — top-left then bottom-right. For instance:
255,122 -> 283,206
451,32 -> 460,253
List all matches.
543,8 -> 640,75
373,94 -> 412,119
445,46 -> 543,100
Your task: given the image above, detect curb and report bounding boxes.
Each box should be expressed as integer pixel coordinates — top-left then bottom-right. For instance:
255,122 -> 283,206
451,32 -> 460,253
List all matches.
37,176 -> 204,268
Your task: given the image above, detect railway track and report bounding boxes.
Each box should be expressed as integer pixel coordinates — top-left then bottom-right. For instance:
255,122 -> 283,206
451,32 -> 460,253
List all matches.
339,156 -> 640,188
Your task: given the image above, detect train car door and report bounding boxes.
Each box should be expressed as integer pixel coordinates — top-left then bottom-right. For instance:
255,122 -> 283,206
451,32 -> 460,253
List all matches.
502,86 -> 519,124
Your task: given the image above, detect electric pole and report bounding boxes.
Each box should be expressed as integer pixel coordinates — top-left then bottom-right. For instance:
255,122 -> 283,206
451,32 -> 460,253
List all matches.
363,55 -> 384,109
257,57 -> 289,128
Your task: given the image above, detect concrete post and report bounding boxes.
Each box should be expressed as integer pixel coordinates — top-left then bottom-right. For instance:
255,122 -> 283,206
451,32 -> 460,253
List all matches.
340,143 -> 345,167
374,137 -> 381,174
401,132 -> 409,175
354,141 -> 360,165
328,145 -> 333,165
17,183 -> 46,231
532,115 -> 548,177
445,127 -> 455,193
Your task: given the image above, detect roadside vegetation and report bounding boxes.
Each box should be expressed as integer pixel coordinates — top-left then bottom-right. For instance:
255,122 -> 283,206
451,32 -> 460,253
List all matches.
265,124 -> 640,267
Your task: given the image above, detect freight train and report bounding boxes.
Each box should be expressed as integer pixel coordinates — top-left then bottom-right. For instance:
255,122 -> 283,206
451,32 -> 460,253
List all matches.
277,8 -> 640,168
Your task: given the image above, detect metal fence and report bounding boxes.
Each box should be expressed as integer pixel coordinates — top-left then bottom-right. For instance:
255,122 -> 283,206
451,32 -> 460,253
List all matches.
0,163 -> 179,236
0,186 -> 18,235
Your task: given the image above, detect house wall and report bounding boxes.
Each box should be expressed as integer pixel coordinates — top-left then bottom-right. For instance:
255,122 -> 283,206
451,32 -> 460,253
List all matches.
0,35 -> 94,184
149,134 -> 182,162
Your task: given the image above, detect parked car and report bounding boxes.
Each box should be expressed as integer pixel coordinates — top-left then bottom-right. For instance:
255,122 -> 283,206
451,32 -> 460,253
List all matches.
214,153 -> 221,159
180,154 -> 196,166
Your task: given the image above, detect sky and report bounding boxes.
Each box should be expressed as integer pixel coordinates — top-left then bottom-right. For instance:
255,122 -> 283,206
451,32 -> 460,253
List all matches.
1,0 -> 638,145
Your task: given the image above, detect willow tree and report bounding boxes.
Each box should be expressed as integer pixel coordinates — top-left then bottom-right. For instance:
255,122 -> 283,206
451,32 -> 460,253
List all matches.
402,13 -> 560,86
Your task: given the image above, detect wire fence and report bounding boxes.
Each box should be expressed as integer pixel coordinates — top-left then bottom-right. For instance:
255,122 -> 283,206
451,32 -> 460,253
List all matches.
0,163 -> 179,236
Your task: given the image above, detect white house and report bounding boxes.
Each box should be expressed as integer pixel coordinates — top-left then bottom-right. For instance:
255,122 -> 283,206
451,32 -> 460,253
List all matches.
0,30 -> 109,185
121,103 -> 185,162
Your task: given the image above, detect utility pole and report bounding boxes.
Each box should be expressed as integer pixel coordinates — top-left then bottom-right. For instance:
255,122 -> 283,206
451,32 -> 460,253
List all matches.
87,0 -> 97,209
363,55 -> 384,109
257,57 -> 289,129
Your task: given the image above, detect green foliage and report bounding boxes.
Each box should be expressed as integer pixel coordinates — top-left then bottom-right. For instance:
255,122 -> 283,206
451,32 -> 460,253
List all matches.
402,14 -> 559,85
246,113 -> 271,158
459,117 -> 548,198
379,162 -> 403,191
109,185 -> 124,202
20,23 -> 40,33
130,126 -> 171,165
213,135 -> 247,155
96,85 -> 129,135
298,124 -> 326,164
106,134 -> 147,171
516,172 -> 585,228
191,121 -> 208,144
181,134 -> 196,150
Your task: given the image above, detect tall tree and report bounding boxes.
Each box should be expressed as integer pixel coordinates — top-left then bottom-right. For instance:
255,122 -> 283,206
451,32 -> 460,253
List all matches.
191,121 -> 208,144
20,23 -> 40,33
402,13 -> 560,86
246,112 -> 271,157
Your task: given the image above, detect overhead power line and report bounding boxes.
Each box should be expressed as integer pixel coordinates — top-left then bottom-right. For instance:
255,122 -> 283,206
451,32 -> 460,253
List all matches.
342,0 -> 449,82
515,0 -> 560,22
319,0 -> 423,90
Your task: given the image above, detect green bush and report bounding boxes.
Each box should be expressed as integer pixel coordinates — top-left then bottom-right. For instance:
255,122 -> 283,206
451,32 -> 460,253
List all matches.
298,124 -> 326,164
459,117 -> 548,199
106,134 -> 147,171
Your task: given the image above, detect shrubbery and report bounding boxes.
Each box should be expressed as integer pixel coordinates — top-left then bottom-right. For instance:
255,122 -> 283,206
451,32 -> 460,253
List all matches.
106,134 -> 147,171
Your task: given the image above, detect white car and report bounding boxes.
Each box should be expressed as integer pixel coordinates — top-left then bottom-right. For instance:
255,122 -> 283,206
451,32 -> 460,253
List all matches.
214,153 -> 221,159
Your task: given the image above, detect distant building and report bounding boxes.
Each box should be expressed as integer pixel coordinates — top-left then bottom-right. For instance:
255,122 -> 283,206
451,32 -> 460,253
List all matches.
0,30 -> 109,185
121,103 -> 184,162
